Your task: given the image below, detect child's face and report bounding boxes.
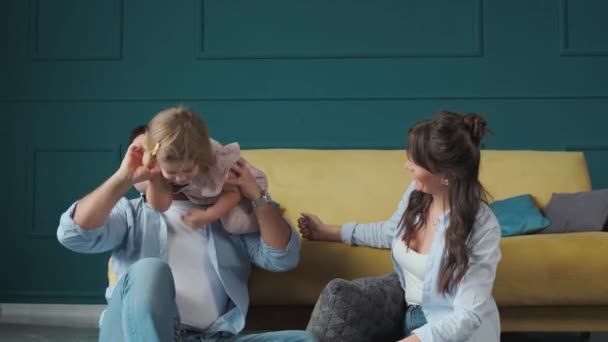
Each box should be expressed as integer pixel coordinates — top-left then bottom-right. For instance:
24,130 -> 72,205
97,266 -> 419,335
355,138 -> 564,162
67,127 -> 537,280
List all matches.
160,161 -> 200,185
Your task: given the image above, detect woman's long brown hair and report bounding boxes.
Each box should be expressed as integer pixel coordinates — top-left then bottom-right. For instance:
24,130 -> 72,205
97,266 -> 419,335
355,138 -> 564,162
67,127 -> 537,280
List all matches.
400,111 -> 489,295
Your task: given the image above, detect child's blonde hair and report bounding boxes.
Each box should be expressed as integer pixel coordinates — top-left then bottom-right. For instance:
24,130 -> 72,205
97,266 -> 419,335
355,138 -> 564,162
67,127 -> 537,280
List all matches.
146,106 -> 215,171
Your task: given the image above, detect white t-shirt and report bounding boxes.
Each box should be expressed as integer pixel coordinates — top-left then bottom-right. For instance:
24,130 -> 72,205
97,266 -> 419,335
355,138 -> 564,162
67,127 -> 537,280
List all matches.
393,239 -> 429,306
164,200 -> 229,330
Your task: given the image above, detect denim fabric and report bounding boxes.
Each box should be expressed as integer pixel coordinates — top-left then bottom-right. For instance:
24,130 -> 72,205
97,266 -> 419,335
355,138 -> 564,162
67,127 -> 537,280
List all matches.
99,258 -> 314,342
404,305 -> 427,338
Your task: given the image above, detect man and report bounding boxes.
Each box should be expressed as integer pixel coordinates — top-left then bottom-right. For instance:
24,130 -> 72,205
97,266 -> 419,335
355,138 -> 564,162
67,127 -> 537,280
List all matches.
57,126 -> 313,341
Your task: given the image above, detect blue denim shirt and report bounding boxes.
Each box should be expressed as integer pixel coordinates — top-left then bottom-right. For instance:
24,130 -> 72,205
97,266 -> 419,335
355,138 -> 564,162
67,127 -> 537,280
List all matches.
57,195 -> 301,336
341,182 -> 502,342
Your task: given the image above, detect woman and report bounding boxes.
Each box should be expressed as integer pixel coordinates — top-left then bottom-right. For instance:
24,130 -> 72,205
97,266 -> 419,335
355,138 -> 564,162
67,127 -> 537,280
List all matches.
298,111 -> 501,342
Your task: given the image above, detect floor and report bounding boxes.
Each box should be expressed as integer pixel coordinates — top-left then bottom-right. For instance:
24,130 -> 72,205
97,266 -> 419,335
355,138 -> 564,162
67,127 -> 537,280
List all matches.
501,332 -> 606,342
0,324 -> 606,342
0,324 -> 98,342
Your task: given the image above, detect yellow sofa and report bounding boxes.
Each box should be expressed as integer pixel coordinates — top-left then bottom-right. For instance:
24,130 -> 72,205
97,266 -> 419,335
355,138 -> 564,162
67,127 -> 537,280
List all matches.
240,149 -> 608,333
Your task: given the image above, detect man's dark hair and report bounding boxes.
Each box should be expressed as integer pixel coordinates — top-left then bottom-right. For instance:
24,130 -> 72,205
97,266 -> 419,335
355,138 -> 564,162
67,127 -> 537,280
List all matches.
128,125 -> 147,145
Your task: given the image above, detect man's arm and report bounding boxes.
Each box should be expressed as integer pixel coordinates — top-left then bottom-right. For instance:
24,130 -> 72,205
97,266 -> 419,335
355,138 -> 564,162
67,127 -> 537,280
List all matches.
225,159 -> 291,249
58,198 -> 132,254
73,143 -> 157,228
73,172 -> 133,229
226,159 -> 299,271
58,143 -> 159,253
252,197 -> 291,249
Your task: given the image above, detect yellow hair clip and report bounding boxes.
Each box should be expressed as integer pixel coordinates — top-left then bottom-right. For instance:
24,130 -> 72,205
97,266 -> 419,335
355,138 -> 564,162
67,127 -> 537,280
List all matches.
151,142 -> 160,159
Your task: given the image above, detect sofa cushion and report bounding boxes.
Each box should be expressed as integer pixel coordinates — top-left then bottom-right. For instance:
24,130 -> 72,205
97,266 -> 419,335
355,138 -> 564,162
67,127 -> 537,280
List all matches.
250,232 -> 608,307
540,189 -> 608,234
490,194 -> 550,236
306,273 -> 405,342
495,232 -> 608,306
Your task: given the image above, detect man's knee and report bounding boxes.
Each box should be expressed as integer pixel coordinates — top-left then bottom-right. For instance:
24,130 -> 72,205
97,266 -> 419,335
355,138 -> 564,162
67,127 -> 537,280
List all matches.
128,258 -> 172,283
124,258 -> 174,300
123,258 -> 175,320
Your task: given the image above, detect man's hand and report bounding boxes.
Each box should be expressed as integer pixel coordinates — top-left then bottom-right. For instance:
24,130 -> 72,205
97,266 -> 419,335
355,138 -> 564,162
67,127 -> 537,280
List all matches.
73,142 -> 159,229
225,158 -> 262,200
116,143 -> 160,185
226,158 -> 292,249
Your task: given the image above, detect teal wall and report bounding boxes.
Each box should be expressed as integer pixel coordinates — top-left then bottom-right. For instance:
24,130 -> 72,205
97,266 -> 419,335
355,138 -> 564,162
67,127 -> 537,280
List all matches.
1,0 -> 607,303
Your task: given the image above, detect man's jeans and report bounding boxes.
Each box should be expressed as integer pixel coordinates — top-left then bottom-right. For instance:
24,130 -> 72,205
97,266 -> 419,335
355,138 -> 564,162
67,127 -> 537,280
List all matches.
99,258 -> 314,342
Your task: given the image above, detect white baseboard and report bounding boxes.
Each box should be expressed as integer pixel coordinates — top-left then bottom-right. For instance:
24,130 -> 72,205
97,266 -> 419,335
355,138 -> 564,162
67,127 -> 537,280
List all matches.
0,303 -> 105,328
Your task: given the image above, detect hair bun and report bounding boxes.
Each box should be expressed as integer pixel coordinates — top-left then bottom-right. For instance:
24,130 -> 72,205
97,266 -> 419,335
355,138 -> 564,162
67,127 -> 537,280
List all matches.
463,113 -> 487,146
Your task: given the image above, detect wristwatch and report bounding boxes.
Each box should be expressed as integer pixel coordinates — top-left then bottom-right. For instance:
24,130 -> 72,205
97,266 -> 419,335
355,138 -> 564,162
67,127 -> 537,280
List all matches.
252,191 -> 272,208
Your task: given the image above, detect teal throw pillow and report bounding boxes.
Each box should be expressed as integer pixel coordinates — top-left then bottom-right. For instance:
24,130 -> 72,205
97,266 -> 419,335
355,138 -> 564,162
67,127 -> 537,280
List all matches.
490,194 -> 550,237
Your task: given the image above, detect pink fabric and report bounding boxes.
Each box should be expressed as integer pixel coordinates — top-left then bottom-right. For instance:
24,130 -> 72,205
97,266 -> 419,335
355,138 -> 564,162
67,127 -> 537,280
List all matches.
181,139 -> 268,202
178,139 -> 268,234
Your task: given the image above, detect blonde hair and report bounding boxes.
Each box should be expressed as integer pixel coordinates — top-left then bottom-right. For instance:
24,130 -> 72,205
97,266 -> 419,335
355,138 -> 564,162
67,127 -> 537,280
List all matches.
146,106 -> 214,171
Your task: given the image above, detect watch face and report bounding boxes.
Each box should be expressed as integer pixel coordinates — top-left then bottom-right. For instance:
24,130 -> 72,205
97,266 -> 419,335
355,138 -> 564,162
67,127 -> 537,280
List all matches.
253,192 -> 271,207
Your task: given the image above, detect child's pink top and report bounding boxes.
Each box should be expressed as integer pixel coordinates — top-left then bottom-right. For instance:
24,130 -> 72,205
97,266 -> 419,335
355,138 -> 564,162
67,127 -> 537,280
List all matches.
176,139 -> 268,205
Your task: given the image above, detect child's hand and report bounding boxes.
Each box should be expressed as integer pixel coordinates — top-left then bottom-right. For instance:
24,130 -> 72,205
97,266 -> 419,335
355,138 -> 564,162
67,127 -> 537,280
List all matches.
182,208 -> 213,229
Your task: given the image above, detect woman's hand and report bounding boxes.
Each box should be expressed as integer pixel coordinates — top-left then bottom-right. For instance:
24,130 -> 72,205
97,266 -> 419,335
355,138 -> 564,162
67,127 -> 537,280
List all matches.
297,213 -> 342,242
397,335 -> 421,342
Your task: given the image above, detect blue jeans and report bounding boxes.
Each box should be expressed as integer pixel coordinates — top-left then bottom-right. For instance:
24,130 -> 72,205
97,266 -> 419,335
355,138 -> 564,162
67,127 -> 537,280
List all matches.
403,305 -> 427,338
99,258 -> 314,342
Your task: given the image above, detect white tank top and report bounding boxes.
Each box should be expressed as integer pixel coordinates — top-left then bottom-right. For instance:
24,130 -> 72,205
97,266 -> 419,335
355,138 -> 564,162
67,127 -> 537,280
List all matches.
164,200 -> 229,330
393,239 -> 429,306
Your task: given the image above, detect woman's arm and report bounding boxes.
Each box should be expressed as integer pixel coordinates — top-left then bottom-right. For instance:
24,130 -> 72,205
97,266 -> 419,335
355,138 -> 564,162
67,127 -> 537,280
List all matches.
299,181 -> 416,249
298,213 -> 342,242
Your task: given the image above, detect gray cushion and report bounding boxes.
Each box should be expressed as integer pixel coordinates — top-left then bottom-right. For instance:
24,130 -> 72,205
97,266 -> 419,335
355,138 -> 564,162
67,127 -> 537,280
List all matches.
540,189 -> 608,234
306,272 -> 405,342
